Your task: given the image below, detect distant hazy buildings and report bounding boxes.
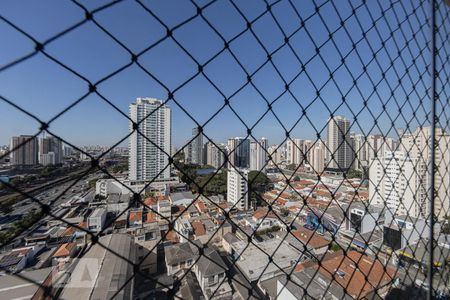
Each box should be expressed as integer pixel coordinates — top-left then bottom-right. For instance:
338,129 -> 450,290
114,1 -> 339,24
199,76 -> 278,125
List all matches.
10,135 -> 38,166
227,168 -> 249,210
326,116 -> 352,170
39,136 -> 62,165
129,98 -> 171,181
190,126 -> 203,165
205,142 -> 226,169
184,126 -> 203,165
227,137 -> 250,169
249,138 -> 268,172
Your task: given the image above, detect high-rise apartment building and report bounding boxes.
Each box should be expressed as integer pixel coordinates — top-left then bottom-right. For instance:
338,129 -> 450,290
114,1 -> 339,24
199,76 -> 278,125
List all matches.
39,136 -> 63,165
190,126 -> 203,165
129,98 -> 171,181
10,135 -> 39,166
398,126 -> 450,220
267,144 -> 285,167
205,142 -> 226,169
286,138 -> 306,165
249,138 -> 268,172
326,116 -> 351,170
311,141 -> 325,175
227,168 -> 249,210
227,137 -> 250,169
369,151 -> 416,216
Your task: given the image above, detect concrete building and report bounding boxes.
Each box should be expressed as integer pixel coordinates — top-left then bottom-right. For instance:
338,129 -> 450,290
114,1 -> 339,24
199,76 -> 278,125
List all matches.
286,138 -> 305,165
227,137 -> 250,169
129,98 -> 171,181
326,115 -> 351,170
227,168 -> 249,210
232,238 -> 300,282
369,151 -> 417,217
205,141 -> 226,169
311,141 -> 325,174
190,126 -> 203,165
39,136 -> 62,165
267,144 -> 283,166
250,138 -> 268,172
399,126 -> 450,220
10,135 -> 38,166
192,248 -> 232,299
61,234 -> 136,300
87,207 -> 107,233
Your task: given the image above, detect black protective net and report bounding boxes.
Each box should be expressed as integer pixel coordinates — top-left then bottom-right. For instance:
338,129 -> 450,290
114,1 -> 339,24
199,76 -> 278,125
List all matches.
0,0 -> 449,299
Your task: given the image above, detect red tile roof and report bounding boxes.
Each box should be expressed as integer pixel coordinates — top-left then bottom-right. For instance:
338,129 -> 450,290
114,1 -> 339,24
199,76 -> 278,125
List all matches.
292,227 -> 330,249
316,251 -> 397,298
53,242 -> 77,258
145,212 -> 157,223
191,221 -> 206,236
129,211 -> 143,223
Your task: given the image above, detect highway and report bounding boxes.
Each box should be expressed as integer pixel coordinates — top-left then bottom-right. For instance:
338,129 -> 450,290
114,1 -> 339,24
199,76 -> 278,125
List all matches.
0,172 -> 103,250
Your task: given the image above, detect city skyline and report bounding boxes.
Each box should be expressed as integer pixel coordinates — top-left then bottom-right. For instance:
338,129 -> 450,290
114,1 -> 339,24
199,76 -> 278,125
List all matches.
0,1 -> 430,147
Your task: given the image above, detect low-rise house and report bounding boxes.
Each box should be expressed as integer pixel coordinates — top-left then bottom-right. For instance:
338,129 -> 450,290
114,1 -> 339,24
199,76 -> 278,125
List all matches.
128,210 -> 143,228
222,232 -> 239,254
52,242 -> 78,270
175,218 -> 193,243
245,208 -> 285,233
191,221 -> 207,243
193,248 -> 232,299
0,245 -> 43,273
158,199 -> 171,220
165,241 -> 200,276
287,228 -> 331,256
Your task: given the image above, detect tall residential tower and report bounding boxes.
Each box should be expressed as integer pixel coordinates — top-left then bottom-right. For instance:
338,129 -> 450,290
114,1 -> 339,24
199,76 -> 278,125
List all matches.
129,98 -> 171,181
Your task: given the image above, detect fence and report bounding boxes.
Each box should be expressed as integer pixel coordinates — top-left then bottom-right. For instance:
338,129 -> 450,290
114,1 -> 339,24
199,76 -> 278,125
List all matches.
0,0 -> 449,299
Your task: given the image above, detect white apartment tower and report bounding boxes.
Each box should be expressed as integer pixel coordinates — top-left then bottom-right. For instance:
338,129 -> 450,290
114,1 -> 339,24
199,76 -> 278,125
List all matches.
369,151 -> 416,216
250,138 -> 268,171
205,142 -> 226,169
227,168 -> 249,210
398,127 -> 450,220
326,116 -> 351,170
129,98 -> 171,181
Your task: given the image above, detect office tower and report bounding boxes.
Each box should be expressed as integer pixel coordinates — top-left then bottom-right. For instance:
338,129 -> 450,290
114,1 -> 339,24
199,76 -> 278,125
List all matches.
369,151 -> 416,216
398,126 -> 450,220
326,116 -> 351,170
249,138 -> 268,172
190,126 -> 203,165
129,98 -> 171,181
10,135 -> 39,166
227,168 -> 249,210
205,142 -> 226,169
39,136 -> 63,165
227,137 -> 250,169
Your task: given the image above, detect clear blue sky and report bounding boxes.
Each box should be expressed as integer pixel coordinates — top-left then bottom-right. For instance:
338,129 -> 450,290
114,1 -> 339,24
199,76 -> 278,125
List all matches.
0,0 -> 430,149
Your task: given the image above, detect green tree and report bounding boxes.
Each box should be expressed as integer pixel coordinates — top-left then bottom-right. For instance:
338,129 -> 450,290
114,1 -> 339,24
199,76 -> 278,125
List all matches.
248,171 -> 271,207
347,169 -> 363,179
293,175 -> 300,181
